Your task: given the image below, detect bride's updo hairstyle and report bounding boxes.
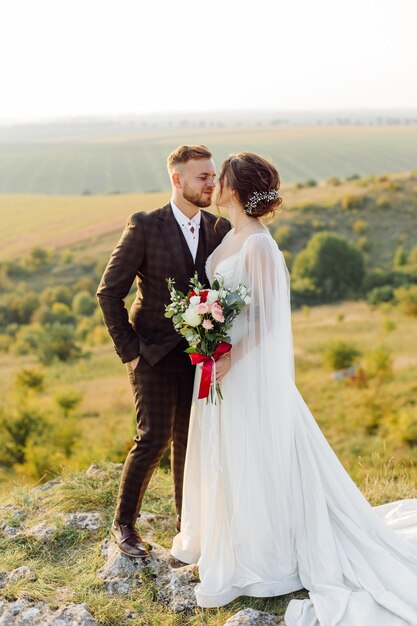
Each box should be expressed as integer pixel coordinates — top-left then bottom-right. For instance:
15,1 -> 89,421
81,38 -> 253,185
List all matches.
218,152 -> 282,221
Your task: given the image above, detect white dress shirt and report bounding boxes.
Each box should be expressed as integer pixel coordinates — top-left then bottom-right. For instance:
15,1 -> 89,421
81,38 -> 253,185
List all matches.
171,199 -> 201,261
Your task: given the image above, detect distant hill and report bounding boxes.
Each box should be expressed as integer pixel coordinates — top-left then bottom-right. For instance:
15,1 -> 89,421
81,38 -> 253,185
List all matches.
0,172 -> 416,273
0,123 -> 417,194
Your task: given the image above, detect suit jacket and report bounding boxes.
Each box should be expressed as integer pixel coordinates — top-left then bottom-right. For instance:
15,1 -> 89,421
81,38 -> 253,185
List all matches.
97,202 -> 231,366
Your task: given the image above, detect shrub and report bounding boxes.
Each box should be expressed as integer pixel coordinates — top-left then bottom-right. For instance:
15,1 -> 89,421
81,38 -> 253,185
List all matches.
40,286 -> 72,307
74,277 -> 97,294
356,236 -> 370,252
0,406 -> 47,465
409,247 -> 417,265
394,284 -> 417,316
274,225 -> 293,249
326,176 -> 341,186
382,318 -> 396,332
14,323 -> 85,363
72,291 -> 96,316
290,277 -> 320,308
0,334 -> 12,352
323,340 -> 361,370
341,194 -> 367,211
55,390 -> 83,417
15,369 -> 45,394
24,247 -> 50,269
398,410 -> 417,447
292,232 -> 365,302
33,303 -> 76,326
367,286 -> 395,306
363,269 -> 415,291
362,347 -> 393,380
376,196 -> 391,209
393,245 -> 408,267
352,219 -> 369,234
6,292 -> 40,325
346,174 -> 360,181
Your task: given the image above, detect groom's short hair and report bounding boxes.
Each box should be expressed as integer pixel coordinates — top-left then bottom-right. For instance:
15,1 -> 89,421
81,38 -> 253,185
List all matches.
167,144 -> 212,173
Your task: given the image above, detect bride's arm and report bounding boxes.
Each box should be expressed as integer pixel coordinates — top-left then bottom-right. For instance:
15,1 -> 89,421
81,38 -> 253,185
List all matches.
228,235 -> 290,366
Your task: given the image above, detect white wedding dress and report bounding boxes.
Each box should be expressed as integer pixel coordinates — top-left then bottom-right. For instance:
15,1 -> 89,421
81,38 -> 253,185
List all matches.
171,229 -> 417,625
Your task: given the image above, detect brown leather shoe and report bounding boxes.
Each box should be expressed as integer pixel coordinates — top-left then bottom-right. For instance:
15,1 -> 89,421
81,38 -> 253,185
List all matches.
111,520 -> 149,558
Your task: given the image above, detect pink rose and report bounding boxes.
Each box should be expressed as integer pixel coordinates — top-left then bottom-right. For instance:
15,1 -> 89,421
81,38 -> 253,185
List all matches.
195,302 -> 210,314
211,303 -> 225,323
202,318 -> 213,330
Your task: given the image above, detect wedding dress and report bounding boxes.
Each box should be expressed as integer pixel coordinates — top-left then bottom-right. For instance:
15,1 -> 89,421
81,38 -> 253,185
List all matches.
171,228 -> 417,625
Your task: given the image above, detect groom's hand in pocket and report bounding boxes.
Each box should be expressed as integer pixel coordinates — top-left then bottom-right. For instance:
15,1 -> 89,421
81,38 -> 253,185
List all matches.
127,355 -> 140,371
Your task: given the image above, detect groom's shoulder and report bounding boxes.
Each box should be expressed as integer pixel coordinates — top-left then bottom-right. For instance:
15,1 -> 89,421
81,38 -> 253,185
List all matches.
126,203 -> 171,227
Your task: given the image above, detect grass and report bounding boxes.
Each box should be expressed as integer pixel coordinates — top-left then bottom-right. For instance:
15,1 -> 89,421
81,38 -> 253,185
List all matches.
0,454 -> 415,625
1,297 -> 416,624
0,465 -> 309,625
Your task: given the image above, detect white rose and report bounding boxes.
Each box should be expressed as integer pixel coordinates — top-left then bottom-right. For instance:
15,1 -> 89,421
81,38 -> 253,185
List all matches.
206,290 -> 219,304
183,307 -> 202,327
189,295 -> 201,305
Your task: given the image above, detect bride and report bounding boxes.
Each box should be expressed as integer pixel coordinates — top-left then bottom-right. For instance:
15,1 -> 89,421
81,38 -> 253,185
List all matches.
171,152 -> 417,625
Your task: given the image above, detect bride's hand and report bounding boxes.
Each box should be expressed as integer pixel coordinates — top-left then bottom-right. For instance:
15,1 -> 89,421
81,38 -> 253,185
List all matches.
214,353 -> 231,383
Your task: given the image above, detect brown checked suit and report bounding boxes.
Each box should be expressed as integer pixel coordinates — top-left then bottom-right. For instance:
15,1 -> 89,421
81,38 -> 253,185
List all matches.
97,202 -> 230,525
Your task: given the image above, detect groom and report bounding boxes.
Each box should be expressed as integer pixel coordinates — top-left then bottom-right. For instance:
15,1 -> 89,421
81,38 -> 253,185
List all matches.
97,144 -> 230,557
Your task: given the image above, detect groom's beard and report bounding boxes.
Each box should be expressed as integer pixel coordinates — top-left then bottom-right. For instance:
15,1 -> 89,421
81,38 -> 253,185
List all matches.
182,184 -> 213,208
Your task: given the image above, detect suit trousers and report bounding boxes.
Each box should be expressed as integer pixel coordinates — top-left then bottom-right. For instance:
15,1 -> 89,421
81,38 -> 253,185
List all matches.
115,344 -> 195,526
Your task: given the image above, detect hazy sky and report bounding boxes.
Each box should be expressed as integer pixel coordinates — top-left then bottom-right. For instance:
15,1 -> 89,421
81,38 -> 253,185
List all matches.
1,0 -> 417,122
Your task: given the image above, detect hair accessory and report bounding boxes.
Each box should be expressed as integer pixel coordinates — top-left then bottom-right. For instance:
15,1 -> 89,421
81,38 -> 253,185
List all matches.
244,190 -> 279,214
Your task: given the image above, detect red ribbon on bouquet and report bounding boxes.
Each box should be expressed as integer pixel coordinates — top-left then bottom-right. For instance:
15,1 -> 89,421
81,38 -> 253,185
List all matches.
189,342 -> 232,399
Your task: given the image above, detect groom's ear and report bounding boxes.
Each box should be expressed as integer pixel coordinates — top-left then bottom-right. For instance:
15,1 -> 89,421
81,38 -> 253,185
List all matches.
172,172 -> 182,189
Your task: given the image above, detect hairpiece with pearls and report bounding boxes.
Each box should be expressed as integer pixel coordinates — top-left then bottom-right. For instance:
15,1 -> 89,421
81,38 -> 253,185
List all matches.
244,189 -> 280,215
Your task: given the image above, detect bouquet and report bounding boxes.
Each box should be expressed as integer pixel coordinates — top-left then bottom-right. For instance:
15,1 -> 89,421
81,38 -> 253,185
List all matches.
165,272 -> 251,402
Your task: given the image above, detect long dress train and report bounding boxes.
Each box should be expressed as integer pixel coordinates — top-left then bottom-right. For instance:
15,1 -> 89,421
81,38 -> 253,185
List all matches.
171,229 -> 417,626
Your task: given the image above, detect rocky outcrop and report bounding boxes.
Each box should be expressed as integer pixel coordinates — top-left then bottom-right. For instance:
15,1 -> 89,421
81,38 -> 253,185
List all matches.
97,539 -> 199,613
223,608 -> 285,625
0,600 -> 98,626
0,463 -> 289,625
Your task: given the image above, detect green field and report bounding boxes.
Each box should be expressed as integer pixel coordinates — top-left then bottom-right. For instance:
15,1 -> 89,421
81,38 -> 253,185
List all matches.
1,125 -> 417,194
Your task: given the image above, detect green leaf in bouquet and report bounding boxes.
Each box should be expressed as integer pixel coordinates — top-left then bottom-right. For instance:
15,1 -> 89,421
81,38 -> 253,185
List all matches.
173,313 -> 184,325
225,293 -> 239,306
164,310 -> 175,318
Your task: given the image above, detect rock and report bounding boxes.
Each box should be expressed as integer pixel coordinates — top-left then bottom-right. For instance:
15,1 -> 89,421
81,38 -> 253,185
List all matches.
157,563 -> 199,613
48,602 -> 98,625
97,541 -> 144,595
331,366 -> 357,381
97,539 -> 198,611
6,566 -> 37,584
85,463 -> 123,478
223,608 -> 285,626
0,522 -> 20,538
0,599 -> 98,625
0,505 -> 25,520
0,572 -> 7,589
28,522 -> 55,542
140,511 -> 162,524
33,478 -> 61,492
0,507 -> 24,537
100,538 -> 110,558
64,513 -> 104,531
